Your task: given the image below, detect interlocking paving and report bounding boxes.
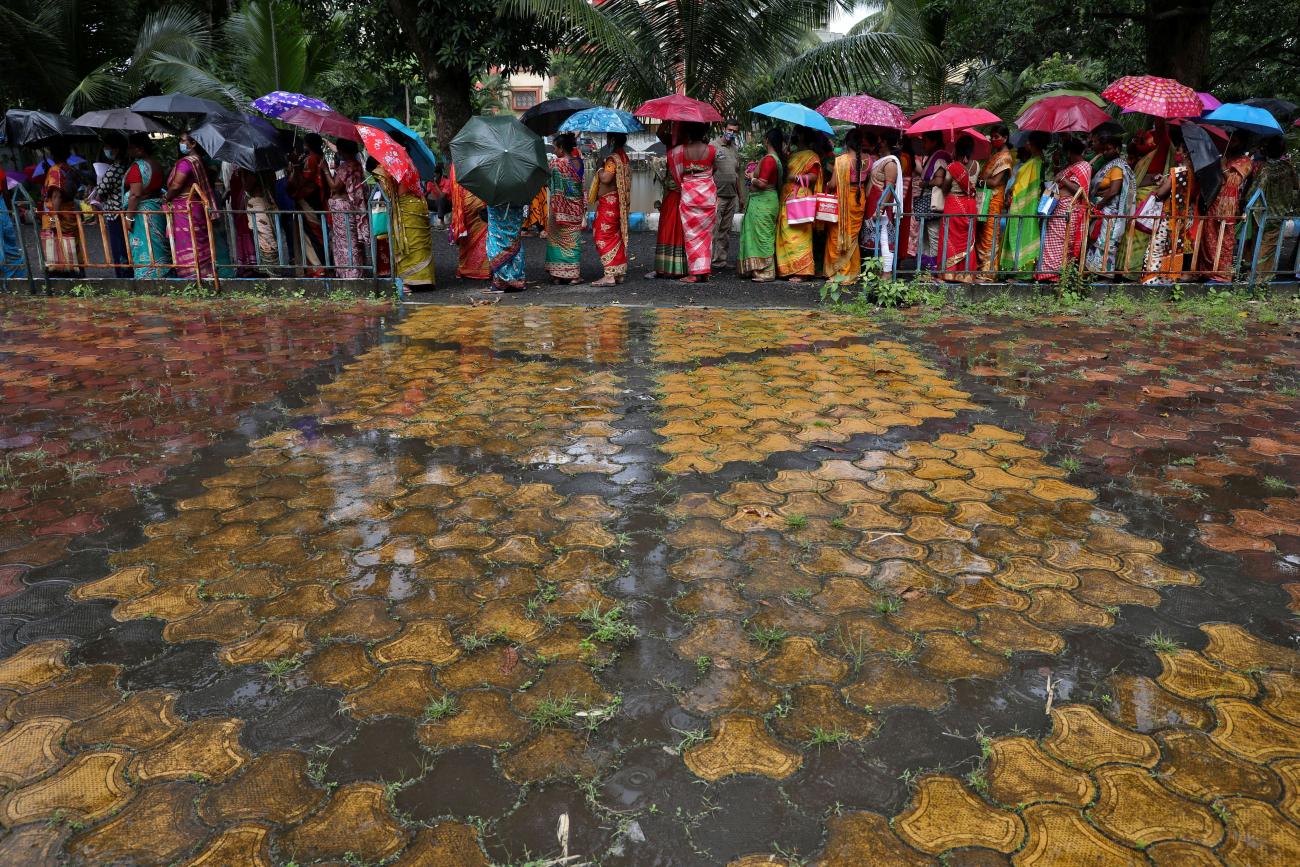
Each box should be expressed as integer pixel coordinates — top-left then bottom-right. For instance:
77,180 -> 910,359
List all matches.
0,300 -> 1298,864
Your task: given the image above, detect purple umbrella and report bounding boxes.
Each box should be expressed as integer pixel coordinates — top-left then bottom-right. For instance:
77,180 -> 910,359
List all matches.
816,94 -> 909,129
252,91 -> 333,120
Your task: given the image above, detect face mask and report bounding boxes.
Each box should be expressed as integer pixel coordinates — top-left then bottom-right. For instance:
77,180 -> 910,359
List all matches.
103,148 -> 117,160
724,132 -> 737,144
990,136 -> 1006,149
179,142 -> 190,155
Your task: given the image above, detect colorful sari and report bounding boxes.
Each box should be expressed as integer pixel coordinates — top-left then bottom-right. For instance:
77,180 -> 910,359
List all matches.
524,187 -> 547,233
1249,158 -> 1300,279
546,155 -> 585,280
738,154 -> 783,280
914,149 -> 951,270
863,155 -> 902,274
1122,146 -> 1168,277
487,203 -> 527,291
591,149 -> 631,279
1037,160 -> 1092,281
941,160 -> 978,280
1197,155 -> 1252,281
669,144 -> 718,276
824,150 -> 872,283
227,171 -> 257,273
450,170 -> 489,280
776,149 -> 821,277
1142,165 -> 1194,285
976,148 -> 1014,274
901,153 -> 918,260
1000,155 -> 1043,278
329,159 -> 370,278
167,154 -> 217,279
1085,156 -> 1136,274
377,166 -> 434,288
123,159 -> 168,278
654,163 -> 687,277
0,196 -> 22,279
41,162 -> 82,274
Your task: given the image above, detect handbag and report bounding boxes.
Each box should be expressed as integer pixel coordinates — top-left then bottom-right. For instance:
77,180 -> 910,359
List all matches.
929,185 -> 945,211
786,195 -> 817,225
814,193 -> 839,223
977,188 -> 993,217
43,234 -> 79,267
1036,191 -> 1058,217
1135,195 -> 1161,233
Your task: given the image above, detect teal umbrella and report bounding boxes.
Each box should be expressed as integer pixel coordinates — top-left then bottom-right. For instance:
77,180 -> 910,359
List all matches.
359,116 -> 440,181
449,115 -> 548,206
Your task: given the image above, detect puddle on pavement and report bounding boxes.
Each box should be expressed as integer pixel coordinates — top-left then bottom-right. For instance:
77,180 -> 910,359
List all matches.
1,300 -> 1299,865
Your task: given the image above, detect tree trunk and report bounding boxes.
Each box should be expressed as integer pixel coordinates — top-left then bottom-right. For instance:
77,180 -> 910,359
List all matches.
385,0 -> 475,154
1144,0 -> 1215,88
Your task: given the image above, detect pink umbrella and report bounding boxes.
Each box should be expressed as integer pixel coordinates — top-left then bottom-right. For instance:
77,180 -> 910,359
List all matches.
633,95 -> 723,123
280,107 -> 361,141
909,102 -> 971,122
1197,92 -> 1222,112
1101,76 -> 1201,118
816,94 -> 908,129
1015,95 -> 1112,133
357,124 -> 419,192
906,106 -> 1002,135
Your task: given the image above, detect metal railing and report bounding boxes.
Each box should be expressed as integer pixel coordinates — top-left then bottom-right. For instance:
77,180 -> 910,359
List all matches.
1,184 -> 403,292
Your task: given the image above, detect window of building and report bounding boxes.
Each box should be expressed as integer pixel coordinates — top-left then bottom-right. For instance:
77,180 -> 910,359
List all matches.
512,89 -> 539,111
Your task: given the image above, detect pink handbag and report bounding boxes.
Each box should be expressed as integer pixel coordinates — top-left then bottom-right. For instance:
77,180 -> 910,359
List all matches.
815,193 -> 839,223
786,195 -> 816,225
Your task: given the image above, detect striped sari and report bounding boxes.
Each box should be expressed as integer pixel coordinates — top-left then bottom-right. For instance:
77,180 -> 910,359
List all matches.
1085,156 -> 1136,274
545,155 -> 585,280
776,149 -> 821,277
1037,160 -> 1092,281
669,144 -> 718,277
976,148 -> 1014,274
1142,165 -> 1194,285
1000,155 -> 1043,278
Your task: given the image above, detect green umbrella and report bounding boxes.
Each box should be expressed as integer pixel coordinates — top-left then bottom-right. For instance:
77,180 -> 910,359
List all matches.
1016,89 -> 1105,118
449,115 -> 548,206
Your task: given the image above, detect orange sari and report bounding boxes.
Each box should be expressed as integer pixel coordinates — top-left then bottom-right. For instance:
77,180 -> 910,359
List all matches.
450,169 -> 489,280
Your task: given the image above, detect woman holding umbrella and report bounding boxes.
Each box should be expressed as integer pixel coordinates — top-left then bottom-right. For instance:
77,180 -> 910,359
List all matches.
323,138 -> 371,278
163,133 -> 219,279
823,128 -> 873,286
738,128 -> 785,282
1085,131 -> 1136,276
940,135 -> 980,281
667,121 -> 718,283
122,134 -> 169,277
777,126 -> 823,281
652,123 -> 687,278
450,169 -> 490,280
40,139 -> 83,275
1197,138 -> 1253,282
1141,135 -> 1195,285
975,125 -> 1014,277
545,132 -> 585,284
91,133 -> 131,277
371,158 -> 435,290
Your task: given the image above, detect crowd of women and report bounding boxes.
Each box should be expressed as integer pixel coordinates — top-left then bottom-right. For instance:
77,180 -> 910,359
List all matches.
4,130 -> 433,286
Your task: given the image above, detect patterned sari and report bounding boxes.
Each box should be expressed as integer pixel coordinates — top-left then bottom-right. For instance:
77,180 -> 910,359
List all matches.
914,150 -> 951,270
824,150 -> 872,283
976,148 -> 1014,274
450,170 -> 489,280
487,203 -> 527,291
168,154 -> 217,279
669,144 -> 718,277
1122,148 -> 1167,277
863,155 -> 901,274
376,165 -> 434,287
1000,155 -> 1042,278
329,159 -> 370,278
738,154 -> 783,279
0,191 -> 22,279
941,160 -> 978,280
654,164 -> 686,277
1085,156 -> 1136,274
123,159 -> 168,278
545,155 -> 585,280
592,149 -> 631,279
1197,155 -> 1252,281
776,149 -> 821,277
1037,160 -> 1092,281
1142,165 -> 1194,285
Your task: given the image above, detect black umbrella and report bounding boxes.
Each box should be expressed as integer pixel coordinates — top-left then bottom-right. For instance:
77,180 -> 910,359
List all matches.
73,108 -> 174,134
2,109 -> 95,146
190,117 -> 286,172
1243,97 -> 1298,120
131,93 -> 232,118
1180,121 -> 1222,208
519,96 -> 596,136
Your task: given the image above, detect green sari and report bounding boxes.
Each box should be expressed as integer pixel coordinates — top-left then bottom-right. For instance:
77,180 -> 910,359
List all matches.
1000,155 -> 1042,278
738,154 -> 783,279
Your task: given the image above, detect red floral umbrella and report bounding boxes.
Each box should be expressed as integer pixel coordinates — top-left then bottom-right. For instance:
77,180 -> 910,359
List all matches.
816,94 -> 908,129
1014,95 -> 1112,133
909,102 -> 971,122
632,95 -> 723,123
357,123 -> 419,191
280,107 -> 361,141
1101,76 -> 1201,119
906,106 -> 1002,135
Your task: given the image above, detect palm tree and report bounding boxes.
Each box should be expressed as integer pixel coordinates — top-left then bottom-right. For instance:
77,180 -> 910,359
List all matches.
507,0 -> 941,112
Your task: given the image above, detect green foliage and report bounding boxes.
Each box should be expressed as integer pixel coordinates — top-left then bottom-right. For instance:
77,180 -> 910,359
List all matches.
548,51 -> 609,103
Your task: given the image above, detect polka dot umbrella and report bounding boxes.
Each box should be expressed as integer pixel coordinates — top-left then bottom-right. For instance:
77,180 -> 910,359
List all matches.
252,91 -> 333,119
1101,76 -> 1201,119
816,94 -> 909,129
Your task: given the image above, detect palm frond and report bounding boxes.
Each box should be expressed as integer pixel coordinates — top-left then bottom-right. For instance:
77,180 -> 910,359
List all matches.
769,31 -> 945,103
60,61 -> 131,114
144,52 -> 249,109
132,5 -> 213,70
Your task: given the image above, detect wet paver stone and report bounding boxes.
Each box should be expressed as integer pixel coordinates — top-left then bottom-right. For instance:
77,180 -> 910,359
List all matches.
0,299 -> 1298,864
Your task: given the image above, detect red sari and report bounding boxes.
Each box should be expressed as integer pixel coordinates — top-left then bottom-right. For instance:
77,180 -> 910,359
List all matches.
1198,155 -> 1252,281
1037,160 -> 1092,281
450,167 -> 489,280
669,143 -> 717,277
941,160 -> 978,280
593,149 -> 631,279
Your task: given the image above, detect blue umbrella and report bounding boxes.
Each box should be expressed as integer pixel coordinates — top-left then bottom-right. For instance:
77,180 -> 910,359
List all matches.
1204,104 -> 1283,137
749,101 -> 834,135
558,107 -> 643,134
359,116 -> 439,182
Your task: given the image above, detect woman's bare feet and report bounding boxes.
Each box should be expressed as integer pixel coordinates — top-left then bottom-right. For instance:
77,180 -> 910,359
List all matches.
591,277 -> 616,286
